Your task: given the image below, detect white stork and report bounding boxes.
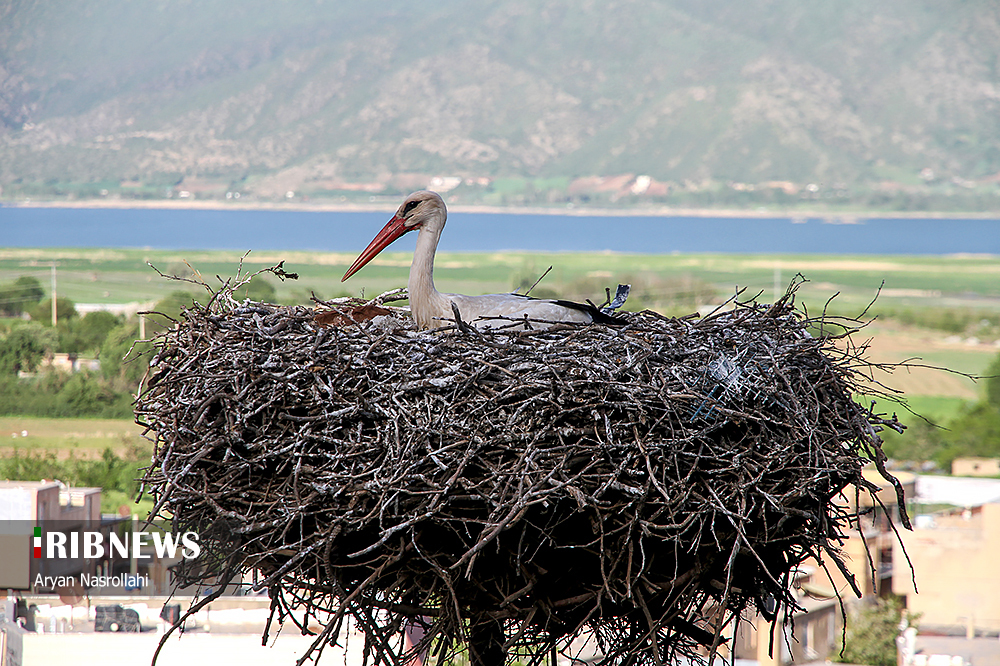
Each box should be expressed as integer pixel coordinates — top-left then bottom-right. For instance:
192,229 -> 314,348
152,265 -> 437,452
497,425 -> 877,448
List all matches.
342,191 -> 622,330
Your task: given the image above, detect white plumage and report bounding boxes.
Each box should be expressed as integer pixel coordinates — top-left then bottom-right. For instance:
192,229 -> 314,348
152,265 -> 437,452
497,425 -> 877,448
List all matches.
342,191 -> 619,330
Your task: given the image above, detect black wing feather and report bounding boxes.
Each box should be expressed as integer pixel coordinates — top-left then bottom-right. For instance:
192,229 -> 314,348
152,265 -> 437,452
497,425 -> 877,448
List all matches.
549,298 -> 625,325
506,293 -> 625,325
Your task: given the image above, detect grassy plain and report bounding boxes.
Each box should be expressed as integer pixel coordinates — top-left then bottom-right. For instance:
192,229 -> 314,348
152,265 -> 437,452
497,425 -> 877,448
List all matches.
0,416 -> 147,457
1,247 -> 999,452
3,247 -> 1000,311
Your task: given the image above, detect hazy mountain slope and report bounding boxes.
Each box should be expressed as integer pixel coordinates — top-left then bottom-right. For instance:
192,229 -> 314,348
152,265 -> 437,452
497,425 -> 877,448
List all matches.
1,0 -> 998,201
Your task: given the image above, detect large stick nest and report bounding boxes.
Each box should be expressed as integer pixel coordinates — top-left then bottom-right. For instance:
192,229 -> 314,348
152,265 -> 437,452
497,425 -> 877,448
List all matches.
136,268 -> 907,666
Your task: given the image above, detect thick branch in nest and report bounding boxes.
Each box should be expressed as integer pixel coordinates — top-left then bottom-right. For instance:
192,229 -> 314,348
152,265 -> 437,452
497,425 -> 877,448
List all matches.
136,270 -> 907,666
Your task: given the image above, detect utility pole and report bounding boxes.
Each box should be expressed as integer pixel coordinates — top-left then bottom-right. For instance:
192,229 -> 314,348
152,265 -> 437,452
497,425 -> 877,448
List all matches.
51,263 -> 57,327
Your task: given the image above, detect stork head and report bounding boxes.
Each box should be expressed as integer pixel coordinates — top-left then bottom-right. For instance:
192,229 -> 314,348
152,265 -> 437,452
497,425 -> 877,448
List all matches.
342,191 -> 446,281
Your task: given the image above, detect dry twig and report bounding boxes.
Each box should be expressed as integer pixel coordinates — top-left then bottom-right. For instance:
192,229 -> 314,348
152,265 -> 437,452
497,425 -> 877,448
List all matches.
136,269 -> 906,666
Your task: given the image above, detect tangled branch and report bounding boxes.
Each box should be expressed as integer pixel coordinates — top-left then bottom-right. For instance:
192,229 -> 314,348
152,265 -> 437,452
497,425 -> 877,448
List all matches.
136,269 -> 907,666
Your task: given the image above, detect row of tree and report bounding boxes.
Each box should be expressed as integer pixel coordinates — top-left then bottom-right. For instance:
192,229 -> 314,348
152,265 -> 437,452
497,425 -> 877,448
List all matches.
0,284 -> 194,418
0,444 -> 154,515
0,276 -> 46,316
0,275 -> 187,514
0,272 -> 281,418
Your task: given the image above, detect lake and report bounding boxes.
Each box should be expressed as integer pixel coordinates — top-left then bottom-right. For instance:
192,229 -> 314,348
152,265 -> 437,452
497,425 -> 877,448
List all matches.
1,205 -> 998,255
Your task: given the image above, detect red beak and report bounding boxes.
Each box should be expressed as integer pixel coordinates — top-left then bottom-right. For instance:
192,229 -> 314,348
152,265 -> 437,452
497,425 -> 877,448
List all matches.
342,214 -> 411,281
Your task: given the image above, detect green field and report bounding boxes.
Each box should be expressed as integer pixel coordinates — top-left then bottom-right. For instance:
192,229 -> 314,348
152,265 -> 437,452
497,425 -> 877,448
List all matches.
3,247 -> 1000,315
2,247 -> 999,448
0,416 -> 147,457
0,416 -> 154,515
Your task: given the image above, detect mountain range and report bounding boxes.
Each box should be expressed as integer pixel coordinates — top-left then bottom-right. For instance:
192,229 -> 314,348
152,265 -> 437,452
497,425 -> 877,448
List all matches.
1,0 -> 999,209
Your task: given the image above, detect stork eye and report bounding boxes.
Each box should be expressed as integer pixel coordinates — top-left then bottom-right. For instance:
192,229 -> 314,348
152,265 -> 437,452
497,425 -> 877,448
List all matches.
402,200 -> 419,215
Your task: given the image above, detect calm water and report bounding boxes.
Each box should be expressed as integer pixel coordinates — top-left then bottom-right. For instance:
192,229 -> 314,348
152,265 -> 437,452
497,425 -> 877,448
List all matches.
1,205 -> 998,254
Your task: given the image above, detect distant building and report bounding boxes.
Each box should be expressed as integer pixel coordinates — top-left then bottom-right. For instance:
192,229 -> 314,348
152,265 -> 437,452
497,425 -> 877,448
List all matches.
75,301 -> 154,317
16,352 -> 100,378
732,469 -> 916,666
0,481 -> 185,596
915,475 -> 1000,507
429,176 -> 462,192
567,174 -> 671,199
729,566 -> 841,666
893,502 -> 1000,636
45,352 -> 100,374
951,457 -> 1000,478
0,481 -> 102,590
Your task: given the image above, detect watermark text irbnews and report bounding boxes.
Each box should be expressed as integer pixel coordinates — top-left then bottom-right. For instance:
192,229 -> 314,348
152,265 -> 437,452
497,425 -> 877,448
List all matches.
40,531 -> 201,560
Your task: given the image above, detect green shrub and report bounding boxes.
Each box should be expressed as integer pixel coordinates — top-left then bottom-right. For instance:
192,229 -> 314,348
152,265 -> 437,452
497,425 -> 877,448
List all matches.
29,297 -> 78,325
0,445 -> 154,515
0,276 -> 45,316
0,322 -> 58,375
834,598 -> 906,666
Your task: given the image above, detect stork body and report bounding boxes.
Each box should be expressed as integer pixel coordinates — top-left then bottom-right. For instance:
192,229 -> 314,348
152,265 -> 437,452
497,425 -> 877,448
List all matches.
342,191 -> 619,330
